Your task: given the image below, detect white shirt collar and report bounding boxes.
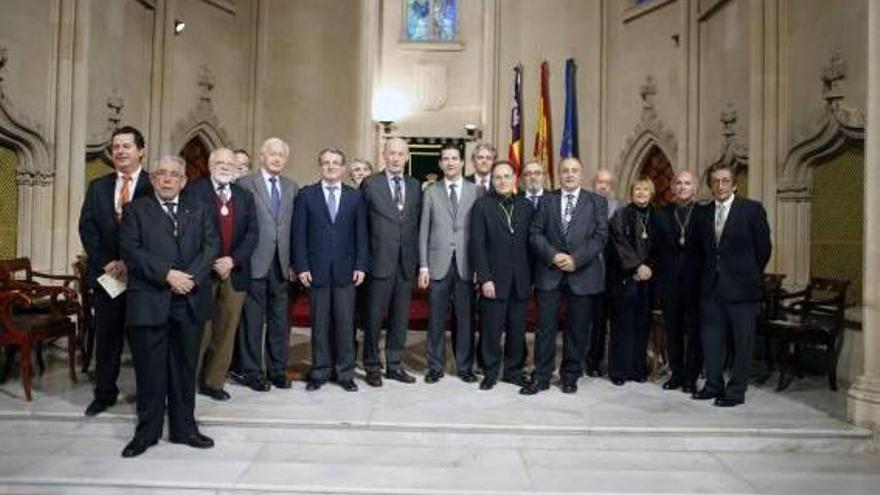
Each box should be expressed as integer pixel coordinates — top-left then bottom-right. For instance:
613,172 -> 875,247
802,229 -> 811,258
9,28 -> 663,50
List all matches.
261,168 -> 280,182
561,187 -> 581,198
321,180 -> 342,189
716,194 -> 735,209
444,176 -> 464,190
155,193 -> 179,206
117,166 -> 142,183
526,188 -> 544,197
210,177 -> 230,192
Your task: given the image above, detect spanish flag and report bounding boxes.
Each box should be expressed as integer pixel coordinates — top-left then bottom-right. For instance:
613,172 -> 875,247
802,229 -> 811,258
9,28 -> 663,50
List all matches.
508,64 -> 524,174
533,61 -> 554,187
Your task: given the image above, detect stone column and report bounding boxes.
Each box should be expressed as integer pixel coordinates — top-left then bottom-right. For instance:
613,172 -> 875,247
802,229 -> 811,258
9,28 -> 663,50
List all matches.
847,0 -> 880,430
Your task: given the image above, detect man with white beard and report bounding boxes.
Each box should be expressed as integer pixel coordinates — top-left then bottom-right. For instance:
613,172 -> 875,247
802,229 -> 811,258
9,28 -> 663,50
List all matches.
184,147 -> 259,401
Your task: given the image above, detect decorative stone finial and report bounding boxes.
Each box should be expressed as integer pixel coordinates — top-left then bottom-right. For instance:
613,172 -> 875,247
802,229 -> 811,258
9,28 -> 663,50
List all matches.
821,51 -> 846,107
639,75 -> 656,111
721,103 -> 737,138
197,65 -> 215,104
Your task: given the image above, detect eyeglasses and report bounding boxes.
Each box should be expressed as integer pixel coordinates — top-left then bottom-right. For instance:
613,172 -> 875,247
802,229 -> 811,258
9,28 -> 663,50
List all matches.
153,170 -> 185,179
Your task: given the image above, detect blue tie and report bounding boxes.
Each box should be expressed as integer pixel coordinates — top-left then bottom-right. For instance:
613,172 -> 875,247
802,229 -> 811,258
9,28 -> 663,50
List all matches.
327,186 -> 338,222
269,177 -> 281,220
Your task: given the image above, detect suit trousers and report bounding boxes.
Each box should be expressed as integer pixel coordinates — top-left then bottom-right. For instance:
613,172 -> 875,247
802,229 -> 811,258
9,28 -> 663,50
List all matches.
363,270 -> 413,373
534,285 -> 593,384
308,283 -> 356,383
586,291 -> 612,372
92,289 -> 127,402
240,258 -> 289,380
426,257 -> 474,375
609,278 -> 652,381
663,292 -> 702,384
701,293 -> 759,401
479,294 -> 527,382
198,277 -> 247,390
128,298 -> 202,442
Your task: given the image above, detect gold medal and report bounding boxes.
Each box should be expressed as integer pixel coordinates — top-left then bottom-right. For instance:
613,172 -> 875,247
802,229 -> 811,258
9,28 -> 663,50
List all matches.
220,205 -> 229,217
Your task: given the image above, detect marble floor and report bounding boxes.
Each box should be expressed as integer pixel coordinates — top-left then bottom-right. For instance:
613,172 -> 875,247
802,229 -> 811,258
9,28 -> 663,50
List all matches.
0,329 -> 878,494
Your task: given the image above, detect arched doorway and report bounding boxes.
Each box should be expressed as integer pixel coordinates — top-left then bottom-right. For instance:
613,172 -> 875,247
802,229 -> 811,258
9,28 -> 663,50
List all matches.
179,136 -> 210,182
637,145 -> 675,208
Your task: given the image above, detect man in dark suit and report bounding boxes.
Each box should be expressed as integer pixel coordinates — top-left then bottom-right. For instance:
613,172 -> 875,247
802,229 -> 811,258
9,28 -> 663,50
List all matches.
293,148 -> 368,392
523,157 -> 608,395
470,161 -> 533,390
418,143 -> 479,384
653,170 -> 703,394
119,156 -> 220,457
360,138 -> 421,387
184,148 -> 259,401
520,159 -> 549,210
235,138 -> 299,391
78,125 -> 152,417
464,142 -> 496,196
693,163 -> 771,407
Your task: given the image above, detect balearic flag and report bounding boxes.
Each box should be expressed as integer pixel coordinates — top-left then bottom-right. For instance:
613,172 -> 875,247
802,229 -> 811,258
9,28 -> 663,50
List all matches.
533,61 -> 554,187
508,64 -> 524,174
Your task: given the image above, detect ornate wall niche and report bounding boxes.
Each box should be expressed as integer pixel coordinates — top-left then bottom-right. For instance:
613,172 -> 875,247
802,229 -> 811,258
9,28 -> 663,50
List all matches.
170,66 -> 231,160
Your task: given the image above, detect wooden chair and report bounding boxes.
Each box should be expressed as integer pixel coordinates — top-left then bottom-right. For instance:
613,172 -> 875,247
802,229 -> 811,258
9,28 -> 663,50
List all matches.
756,273 -> 787,378
761,277 -> 849,391
72,256 -> 95,373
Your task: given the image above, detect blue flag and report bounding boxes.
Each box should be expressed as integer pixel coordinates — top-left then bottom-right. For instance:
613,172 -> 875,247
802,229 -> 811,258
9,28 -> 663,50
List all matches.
560,58 -> 579,159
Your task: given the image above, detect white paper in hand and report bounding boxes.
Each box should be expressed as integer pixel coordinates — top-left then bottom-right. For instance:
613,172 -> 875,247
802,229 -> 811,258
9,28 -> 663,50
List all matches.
97,273 -> 127,299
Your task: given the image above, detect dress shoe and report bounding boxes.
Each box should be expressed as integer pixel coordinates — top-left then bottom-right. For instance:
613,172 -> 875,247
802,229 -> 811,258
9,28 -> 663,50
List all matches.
242,376 -> 271,392
198,384 -> 231,401
365,372 -> 383,387
84,398 -> 116,417
501,375 -> 528,387
692,388 -> 721,400
635,375 -> 647,383
585,368 -> 603,378
424,370 -> 444,383
519,381 -> 550,395
121,437 -> 157,458
681,382 -> 696,394
385,369 -> 416,384
714,397 -> 744,408
561,381 -> 578,394
306,380 -> 323,391
479,378 -> 496,390
170,432 -> 214,449
339,380 -> 358,392
611,378 -> 626,386
663,376 -> 683,391
458,371 -> 478,383
270,375 -> 292,389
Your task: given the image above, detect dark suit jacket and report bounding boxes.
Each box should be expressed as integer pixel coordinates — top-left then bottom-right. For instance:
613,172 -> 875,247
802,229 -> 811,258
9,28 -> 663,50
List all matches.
292,182 -> 368,288
698,197 -> 772,302
360,172 -> 421,280
465,173 -> 493,195
652,203 -> 702,304
471,194 -> 533,300
78,171 -> 152,288
530,189 -> 608,295
183,178 -> 259,291
120,195 -> 220,326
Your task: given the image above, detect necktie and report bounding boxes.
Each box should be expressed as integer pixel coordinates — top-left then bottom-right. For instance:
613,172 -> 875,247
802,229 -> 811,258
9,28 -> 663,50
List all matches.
164,201 -> 178,236
448,183 -> 458,218
217,183 -> 230,204
529,195 -> 539,209
715,202 -> 728,243
562,193 -> 574,236
326,186 -> 338,222
116,174 -> 132,219
392,175 -> 403,209
269,176 -> 281,220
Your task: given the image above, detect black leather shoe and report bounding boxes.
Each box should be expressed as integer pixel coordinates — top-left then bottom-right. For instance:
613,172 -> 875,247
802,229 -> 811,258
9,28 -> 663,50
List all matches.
339,380 -> 358,392
306,380 -> 323,391
365,372 -> 383,387
611,378 -> 625,386
242,376 -> 271,392
459,371 -> 478,383
663,376 -> 683,390
681,382 -> 696,394
121,437 -> 157,458
85,398 -> 116,417
386,369 -> 416,383
519,381 -> 549,395
561,382 -> 578,394
585,369 -> 603,378
714,397 -> 744,408
170,432 -> 214,449
500,375 -> 528,387
424,370 -> 444,383
198,385 -> 231,401
479,378 -> 496,390
692,388 -> 721,400
270,375 -> 291,389
635,375 -> 647,383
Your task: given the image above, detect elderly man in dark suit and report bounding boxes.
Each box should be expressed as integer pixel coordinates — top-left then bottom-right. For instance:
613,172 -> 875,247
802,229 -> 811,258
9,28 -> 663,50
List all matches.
79,125 -> 152,417
464,141 -> 496,196
523,157 -> 608,395
119,156 -> 219,457
693,163 -> 771,407
184,148 -> 259,401
360,138 -> 421,387
235,138 -> 299,391
293,148 -> 368,392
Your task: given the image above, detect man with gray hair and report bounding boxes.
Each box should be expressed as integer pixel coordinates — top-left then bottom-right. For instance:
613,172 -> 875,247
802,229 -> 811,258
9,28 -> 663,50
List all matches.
235,137 -> 299,391
465,142 -> 496,195
119,155 -> 219,457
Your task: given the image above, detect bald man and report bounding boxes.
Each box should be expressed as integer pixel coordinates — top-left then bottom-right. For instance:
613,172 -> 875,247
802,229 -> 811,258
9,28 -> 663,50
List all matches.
653,170 -> 703,393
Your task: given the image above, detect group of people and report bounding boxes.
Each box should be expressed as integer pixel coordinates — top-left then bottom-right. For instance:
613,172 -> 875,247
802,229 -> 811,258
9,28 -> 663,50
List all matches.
77,125 -> 771,458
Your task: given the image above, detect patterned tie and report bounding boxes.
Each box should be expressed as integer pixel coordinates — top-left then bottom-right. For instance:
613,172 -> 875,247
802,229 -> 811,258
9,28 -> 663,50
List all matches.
116,173 -> 132,219
163,201 -> 178,236
269,176 -> 281,220
529,194 -> 539,209
562,193 -> 574,236
448,183 -> 459,218
392,175 -> 403,209
715,202 -> 728,243
217,183 -> 230,203
326,186 -> 338,222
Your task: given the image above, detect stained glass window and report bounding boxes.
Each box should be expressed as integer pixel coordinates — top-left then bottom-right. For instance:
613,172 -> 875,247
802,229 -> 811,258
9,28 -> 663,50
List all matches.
405,0 -> 457,43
